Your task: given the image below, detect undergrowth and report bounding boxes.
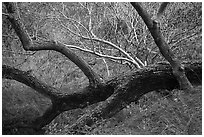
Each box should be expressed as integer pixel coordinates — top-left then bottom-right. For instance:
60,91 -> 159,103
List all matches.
2,83 -> 201,135
44,86 -> 202,135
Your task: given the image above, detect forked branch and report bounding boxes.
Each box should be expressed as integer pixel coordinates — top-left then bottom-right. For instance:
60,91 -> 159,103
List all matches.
131,2 -> 193,92
4,2 -> 103,87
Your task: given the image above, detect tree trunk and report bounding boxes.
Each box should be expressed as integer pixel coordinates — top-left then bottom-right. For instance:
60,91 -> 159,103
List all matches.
3,61 -> 201,133
66,61 -> 201,132
2,2 -> 201,134
130,2 -> 194,92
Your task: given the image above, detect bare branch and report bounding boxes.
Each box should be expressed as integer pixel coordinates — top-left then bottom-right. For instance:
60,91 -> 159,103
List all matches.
52,15 -> 143,68
2,65 -> 59,100
49,3 -> 145,69
99,47 -> 110,77
4,2 -> 103,87
60,20 -> 143,68
49,4 -> 95,50
131,2 -> 194,91
64,44 -> 134,64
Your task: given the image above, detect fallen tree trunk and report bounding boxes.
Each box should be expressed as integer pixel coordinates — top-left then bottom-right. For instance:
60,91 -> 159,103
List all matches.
2,60 -> 201,133
67,60 -> 201,132
3,2 -> 202,135
131,2 -> 194,92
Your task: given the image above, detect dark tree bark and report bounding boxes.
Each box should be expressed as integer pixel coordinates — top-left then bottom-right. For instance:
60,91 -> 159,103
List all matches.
2,2 -> 202,134
3,2 -> 103,87
130,2 -> 194,92
157,2 -> 169,18
2,61 -> 201,131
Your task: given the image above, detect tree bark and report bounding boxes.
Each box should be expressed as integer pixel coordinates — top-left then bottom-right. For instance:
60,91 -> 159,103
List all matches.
130,2 -> 194,92
2,2 -> 201,134
2,61 -> 201,132
4,2 -> 103,87
66,61 -> 201,132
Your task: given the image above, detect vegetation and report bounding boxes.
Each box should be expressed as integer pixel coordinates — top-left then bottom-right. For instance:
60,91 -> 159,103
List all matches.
2,2 -> 202,135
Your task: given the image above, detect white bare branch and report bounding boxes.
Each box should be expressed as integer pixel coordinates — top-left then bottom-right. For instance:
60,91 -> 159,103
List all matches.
50,3 -> 144,68
63,43 -> 137,65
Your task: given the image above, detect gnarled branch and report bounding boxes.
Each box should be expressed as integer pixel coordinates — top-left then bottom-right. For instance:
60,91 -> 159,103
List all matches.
4,2 -> 103,87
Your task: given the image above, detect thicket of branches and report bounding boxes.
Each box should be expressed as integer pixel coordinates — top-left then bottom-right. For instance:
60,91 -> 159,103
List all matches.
2,2 -> 202,135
